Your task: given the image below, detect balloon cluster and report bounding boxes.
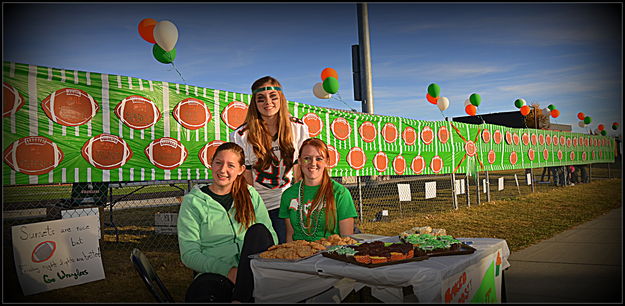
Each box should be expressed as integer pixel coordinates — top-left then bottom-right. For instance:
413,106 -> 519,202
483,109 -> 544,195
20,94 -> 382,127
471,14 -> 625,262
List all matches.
576,112 -> 592,128
313,68 -> 339,99
597,124 -> 607,136
463,93 -> 481,116
138,18 -> 179,64
612,122 -> 620,130
425,83 -> 450,112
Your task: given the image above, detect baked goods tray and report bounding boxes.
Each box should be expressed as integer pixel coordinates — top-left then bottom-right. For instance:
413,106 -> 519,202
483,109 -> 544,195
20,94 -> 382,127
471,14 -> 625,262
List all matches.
425,243 -> 476,257
248,252 -> 322,262
321,252 -> 429,268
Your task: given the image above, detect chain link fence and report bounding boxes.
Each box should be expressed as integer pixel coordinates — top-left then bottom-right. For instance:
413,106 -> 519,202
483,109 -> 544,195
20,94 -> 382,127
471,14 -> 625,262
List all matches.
3,160 -> 621,255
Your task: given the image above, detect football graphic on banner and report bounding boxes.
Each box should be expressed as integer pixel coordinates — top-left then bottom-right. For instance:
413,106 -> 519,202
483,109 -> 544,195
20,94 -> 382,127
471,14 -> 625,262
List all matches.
513,133 -> 520,146
327,145 -> 339,168
421,126 -> 434,145
402,126 -> 417,146
373,151 -> 388,172
381,123 -> 398,143
481,129 -> 491,143
221,101 -> 248,130
509,151 -> 518,165
358,121 -> 377,143
3,82 -> 24,117
115,95 -> 161,129
331,117 -> 351,141
81,134 -> 133,170
543,149 -> 549,161
198,140 -> 226,169
145,137 -> 188,170
438,125 -> 449,144
302,112 -> 323,137
493,130 -> 502,144
430,155 -> 443,173
393,155 -> 406,175
522,133 -> 529,146
172,98 -> 211,130
3,136 -> 64,175
42,88 -> 99,126
488,150 -> 496,164
346,147 -> 365,170
411,155 -> 425,174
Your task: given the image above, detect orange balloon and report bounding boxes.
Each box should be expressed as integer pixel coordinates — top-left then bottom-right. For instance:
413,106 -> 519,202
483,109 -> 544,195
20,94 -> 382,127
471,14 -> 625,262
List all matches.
520,105 -> 530,116
138,18 -> 158,44
465,104 -> 477,116
550,109 -> 560,118
426,93 -> 438,105
321,68 -> 338,81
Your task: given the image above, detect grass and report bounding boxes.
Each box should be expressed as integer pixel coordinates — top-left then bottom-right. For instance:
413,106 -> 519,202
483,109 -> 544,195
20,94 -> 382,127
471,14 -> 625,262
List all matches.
3,178 -> 622,303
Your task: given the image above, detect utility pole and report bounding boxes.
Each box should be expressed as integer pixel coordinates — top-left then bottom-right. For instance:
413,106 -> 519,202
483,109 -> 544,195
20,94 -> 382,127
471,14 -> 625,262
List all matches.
356,3 -> 374,114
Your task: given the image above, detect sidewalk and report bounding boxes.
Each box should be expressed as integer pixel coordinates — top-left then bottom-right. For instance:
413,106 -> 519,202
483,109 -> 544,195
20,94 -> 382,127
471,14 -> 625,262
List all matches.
505,206 -> 623,303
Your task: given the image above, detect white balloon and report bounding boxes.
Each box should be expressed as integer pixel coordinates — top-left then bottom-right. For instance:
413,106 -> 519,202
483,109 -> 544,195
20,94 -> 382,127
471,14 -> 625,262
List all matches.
542,108 -> 550,115
437,96 -> 450,111
153,20 -> 179,52
578,121 -> 586,128
464,99 -> 471,107
313,82 -> 331,99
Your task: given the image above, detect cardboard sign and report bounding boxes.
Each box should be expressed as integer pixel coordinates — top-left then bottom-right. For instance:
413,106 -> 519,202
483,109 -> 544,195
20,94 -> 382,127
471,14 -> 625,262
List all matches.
11,215 -> 105,296
397,184 -> 412,202
155,212 -> 178,234
424,181 -> 437,199
441,248 -> 504,303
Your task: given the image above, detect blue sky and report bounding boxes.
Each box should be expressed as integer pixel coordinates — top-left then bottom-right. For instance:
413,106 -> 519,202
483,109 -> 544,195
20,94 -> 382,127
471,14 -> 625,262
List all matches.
3,2 -> 622,135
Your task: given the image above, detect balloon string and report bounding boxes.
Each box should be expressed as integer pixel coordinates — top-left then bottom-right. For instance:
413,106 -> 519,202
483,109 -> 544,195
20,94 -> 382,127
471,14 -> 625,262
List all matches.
331,93 -> 358,112
170,62 -> 187,84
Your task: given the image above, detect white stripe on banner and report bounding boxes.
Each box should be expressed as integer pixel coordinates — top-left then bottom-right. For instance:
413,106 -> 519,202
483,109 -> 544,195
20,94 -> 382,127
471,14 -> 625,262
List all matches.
103,170 -> 110,182
130,128 -> 134,140
141,129 -> 144,140
74,168 -> 80,182
139,78 -> 144,91
162,82 -> 170,138
86,72 -> 91,85
195,86 -> 198,96
11,170 -> 16,185
117,75 -> 122,88
130,168 -> 134,181
196,168 -> 200,180
214,89 -> 221,140
175,83 -> 180,94
128,76 -> 133,90
185,85 -> 189,96
203,87 -> 207,98
178,169 -> 182,180
62,168 -> 67,183
88,121 -> 92,137
87,168 -> 91,182
48,119 -> 54,135
49,170 -> 54,183
75,126 -> 79,136
119,168 -> 123,181
28,65 -> 38,136
149,80 -> 154,91
151,168 -> 155,180
118,120 -> 123,138
74,70 -> 79,84
48,67 -> 53,81
60,70 -> 66,83
62,125 -> 66,136
205,168 -> 209,180
165,169 -> 171,180
141,168 -> 145,181
187,169 -> 191,180
102,74 -> 110,134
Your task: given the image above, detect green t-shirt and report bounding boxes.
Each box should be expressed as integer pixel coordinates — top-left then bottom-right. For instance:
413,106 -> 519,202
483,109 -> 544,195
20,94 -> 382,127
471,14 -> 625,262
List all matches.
279,180 -> 358,241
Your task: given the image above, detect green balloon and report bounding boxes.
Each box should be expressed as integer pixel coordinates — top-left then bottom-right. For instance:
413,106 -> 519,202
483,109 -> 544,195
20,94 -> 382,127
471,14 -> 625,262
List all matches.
152,44 -> 176,64
613,124 -> 618,130
600,130 -> 607,136
427,83 -> 441,98
548,104 -> 556,111
514,99 -> 526,108
469,93 -> 481,107
322,76 -> 339,94
584,116 -> 592,124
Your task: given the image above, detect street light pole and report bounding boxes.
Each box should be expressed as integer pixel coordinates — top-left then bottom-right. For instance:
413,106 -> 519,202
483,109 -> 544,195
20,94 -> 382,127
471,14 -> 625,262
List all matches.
357,3 -> 374,114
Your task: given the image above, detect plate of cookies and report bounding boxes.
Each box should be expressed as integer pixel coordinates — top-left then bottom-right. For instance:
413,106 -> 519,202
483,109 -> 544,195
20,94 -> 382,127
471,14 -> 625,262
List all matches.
253,235 -> 359,262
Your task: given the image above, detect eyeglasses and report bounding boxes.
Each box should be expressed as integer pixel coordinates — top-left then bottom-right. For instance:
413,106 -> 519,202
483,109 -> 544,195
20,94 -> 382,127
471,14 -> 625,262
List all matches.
301,156 -> 325,164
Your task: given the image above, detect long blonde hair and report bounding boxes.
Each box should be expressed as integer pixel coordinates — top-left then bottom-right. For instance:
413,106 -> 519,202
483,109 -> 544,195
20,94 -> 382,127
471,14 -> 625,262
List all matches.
243,76 -> 295,173
212,142 -> 255,230
299,138 -> 337,232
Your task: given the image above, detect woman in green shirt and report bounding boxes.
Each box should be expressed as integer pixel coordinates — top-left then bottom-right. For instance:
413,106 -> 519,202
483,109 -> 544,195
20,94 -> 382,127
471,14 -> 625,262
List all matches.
178,142 -> 277,302
279,138 -> 358,242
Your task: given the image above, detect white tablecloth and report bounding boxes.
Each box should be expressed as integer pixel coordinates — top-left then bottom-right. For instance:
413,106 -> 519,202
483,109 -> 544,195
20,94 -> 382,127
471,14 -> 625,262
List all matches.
251,237 -> 510,303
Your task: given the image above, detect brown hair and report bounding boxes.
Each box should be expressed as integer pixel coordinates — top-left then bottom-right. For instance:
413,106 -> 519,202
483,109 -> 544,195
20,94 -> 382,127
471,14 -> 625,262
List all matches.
212,142 -> 255,230
298,138 -> 337,232
244,76 -> 295,173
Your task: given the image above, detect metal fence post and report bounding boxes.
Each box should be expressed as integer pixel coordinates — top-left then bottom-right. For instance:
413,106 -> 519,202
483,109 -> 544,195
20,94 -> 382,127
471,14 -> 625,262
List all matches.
357,176 -> 363,223
485,170 -> 491,202
530,168 -> 535,192
476,171 -> 481,206
451,173 -> 458,210
465,174 -> 471,207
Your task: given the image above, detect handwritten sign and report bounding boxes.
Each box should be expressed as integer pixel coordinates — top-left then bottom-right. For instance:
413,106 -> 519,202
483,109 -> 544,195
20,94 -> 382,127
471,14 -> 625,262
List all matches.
442,247 -> 503,303
12,215 -> 105,295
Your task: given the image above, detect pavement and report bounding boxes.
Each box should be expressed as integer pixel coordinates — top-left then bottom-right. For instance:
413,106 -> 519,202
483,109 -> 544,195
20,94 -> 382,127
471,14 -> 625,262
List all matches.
504,206 -> 623,303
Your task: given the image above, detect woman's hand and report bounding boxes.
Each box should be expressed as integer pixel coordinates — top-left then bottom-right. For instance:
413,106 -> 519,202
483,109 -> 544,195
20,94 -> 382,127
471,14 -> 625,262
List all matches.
227,267 -> 238,284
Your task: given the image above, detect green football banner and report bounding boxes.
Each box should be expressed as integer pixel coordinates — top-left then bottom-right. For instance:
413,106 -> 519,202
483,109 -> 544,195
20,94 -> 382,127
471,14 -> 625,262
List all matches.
2,62 -> 616,185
